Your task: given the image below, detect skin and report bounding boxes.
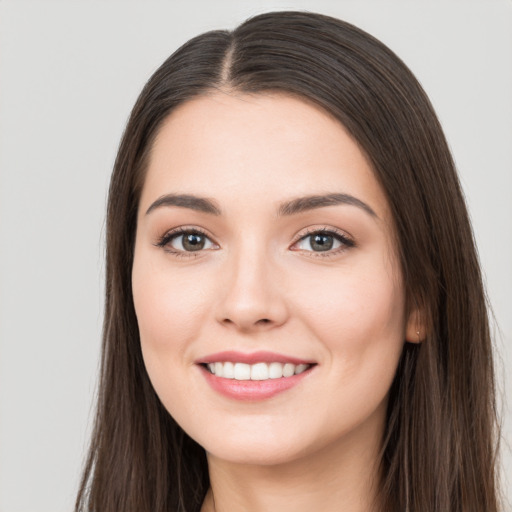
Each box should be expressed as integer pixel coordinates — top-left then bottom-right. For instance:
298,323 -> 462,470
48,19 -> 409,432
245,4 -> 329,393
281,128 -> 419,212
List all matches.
132,92 -> 420,512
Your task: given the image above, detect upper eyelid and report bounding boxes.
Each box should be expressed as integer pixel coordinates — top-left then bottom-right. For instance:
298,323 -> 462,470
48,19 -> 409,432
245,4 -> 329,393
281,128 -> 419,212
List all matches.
158,226 -> 213,242
291,226 -> 352,243
291,229 -> 355,254
155,227 -> 218,257
156,226 -> 354,255
158,225 -> 350,242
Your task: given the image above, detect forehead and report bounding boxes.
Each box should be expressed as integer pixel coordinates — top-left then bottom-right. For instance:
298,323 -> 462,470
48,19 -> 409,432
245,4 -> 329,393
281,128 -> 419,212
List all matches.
141,92 -> 390,221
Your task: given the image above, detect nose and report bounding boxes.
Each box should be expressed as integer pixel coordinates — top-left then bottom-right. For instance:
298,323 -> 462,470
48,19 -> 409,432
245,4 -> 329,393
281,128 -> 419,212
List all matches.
215,245 -> 289,333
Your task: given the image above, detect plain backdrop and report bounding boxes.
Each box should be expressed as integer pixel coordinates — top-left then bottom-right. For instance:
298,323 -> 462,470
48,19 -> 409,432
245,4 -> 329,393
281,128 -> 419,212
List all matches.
0,1 -> 511,511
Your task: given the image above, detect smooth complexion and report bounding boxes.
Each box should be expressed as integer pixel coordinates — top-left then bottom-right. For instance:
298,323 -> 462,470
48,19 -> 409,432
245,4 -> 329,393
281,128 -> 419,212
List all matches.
132,92 -> 420,512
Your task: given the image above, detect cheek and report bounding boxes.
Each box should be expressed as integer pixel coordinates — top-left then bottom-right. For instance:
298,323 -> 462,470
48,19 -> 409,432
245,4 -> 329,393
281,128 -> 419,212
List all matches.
291,259 -> 405,373
131,253 -> 213,364
284,262 -> 406,440
131,253 -> 218,424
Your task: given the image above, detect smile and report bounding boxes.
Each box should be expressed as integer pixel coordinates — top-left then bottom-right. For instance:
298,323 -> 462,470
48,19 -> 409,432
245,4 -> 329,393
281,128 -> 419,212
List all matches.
206,361 -> 311,380
197,351 -> 316,401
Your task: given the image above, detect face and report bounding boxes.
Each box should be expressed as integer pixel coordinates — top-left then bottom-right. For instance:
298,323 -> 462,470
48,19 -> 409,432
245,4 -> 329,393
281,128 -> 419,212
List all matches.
132,92 -> 415,466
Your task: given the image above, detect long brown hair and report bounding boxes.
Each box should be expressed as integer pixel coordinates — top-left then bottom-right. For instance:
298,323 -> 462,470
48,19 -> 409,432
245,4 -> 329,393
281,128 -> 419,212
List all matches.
75,11 -> 501,512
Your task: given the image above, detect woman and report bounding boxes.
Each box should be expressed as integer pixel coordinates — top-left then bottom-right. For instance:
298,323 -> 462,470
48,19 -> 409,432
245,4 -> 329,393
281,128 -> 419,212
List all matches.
75,11 -> 501,512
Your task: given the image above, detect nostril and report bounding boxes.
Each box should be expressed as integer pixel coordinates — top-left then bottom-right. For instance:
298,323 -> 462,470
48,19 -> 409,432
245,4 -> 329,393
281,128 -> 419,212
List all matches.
219,316 -> 281,330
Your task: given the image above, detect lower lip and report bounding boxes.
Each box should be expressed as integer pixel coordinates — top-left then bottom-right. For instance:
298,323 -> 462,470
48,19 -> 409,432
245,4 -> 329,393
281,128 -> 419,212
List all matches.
200,365 -> 313,401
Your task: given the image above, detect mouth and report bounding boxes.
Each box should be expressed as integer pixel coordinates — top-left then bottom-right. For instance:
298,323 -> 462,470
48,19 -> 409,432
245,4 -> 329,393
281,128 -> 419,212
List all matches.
202,361 -> 312,380
196,351 -> 316,401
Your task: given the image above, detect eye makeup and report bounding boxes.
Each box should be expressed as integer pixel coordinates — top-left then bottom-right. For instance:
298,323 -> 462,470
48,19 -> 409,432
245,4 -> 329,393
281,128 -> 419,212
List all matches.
154,225 -> 356,259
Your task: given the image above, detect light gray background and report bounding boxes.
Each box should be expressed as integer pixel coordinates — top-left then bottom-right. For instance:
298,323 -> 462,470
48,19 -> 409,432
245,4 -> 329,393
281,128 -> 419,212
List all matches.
0,1 -> 511,511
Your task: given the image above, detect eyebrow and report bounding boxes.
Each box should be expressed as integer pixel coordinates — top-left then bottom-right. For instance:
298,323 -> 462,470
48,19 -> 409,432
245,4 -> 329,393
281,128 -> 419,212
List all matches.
146,194 -> 222,215
145,192 -> 377,218
277,193 -> 376,218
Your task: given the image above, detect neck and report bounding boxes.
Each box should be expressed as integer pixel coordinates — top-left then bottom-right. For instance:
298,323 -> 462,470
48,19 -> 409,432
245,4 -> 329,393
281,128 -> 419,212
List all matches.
201,418 -> 384,512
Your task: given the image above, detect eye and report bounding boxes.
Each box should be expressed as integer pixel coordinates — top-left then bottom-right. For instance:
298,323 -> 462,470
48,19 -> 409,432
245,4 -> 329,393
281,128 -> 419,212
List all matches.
156,228 -> 218,255
291,228 -> 355,256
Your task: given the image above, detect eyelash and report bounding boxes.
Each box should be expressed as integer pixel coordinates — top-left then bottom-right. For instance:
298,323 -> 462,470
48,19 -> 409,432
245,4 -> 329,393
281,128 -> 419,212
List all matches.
291,227 -> 355,258
154,226 -> 355,259
155,226 -> 214,259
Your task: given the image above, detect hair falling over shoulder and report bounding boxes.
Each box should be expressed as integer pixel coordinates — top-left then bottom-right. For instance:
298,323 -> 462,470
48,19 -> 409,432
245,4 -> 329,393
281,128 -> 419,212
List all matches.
75,11 -> 502,512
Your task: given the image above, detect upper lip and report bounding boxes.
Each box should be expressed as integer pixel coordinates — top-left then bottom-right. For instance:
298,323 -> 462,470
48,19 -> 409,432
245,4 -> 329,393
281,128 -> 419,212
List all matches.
196,350 -> 316,365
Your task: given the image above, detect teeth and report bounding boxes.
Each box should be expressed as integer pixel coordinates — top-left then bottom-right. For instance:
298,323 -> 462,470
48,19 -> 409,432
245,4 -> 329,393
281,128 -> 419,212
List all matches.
269,362 -> 283,379
295,364 -> 309,375
234,363 -> 251,380
251,362 -> 269,380
283,363 -> 295,377
223,361 -> 234,378
206,362 -> 311,380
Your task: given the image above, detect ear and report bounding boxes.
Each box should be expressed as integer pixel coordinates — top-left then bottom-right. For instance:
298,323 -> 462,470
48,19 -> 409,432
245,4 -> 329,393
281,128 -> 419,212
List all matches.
405,304 -> 426,344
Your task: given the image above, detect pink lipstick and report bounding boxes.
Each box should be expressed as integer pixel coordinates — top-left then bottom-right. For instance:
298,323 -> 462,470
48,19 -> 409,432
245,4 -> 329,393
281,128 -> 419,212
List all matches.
196,351 -> 316,401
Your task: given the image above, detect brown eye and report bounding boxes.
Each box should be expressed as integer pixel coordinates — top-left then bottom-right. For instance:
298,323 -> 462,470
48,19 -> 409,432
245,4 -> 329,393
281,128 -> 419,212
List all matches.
179,232 -> 206,251
157,229 -> 217,254
292,230 -> 355,255
310,233 -> 334,251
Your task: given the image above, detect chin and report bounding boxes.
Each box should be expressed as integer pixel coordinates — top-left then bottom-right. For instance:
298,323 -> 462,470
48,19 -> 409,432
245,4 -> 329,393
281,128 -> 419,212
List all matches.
204,438 -> 308,467
189,417 -> 335,468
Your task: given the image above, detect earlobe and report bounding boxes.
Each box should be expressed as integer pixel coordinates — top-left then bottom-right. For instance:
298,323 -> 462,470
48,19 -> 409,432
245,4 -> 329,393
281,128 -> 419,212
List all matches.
405,307 -> 426,343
